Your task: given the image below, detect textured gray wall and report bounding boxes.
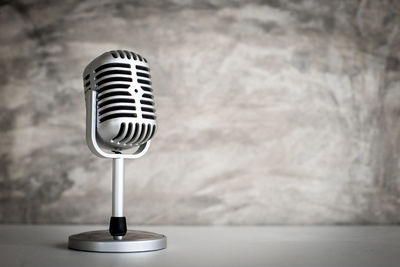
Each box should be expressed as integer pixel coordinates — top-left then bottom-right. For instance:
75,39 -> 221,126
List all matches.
1,0 -> 400,225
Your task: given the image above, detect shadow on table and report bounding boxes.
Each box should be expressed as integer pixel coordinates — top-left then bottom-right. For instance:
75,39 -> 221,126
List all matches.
53,242 -> 68,250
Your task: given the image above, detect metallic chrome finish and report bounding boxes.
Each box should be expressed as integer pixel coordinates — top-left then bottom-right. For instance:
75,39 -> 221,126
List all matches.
112,158 -> 124,217
83,50 -> 157,153
72,50 -> 166,253
68,230 -> 167,253
85,90 -> 150,159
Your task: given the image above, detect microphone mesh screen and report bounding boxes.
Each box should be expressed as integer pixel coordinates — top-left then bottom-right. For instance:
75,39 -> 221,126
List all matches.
83,50 -> 157,150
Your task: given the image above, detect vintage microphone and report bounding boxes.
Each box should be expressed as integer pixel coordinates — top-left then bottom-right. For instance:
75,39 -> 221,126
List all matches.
68,50 -> 167,253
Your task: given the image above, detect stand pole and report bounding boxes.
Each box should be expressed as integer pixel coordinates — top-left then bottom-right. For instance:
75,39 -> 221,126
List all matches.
109,157 -> 127,240
112,158 -> 124,217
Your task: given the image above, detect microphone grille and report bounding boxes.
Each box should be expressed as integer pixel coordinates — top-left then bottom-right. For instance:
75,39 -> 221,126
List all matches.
94,61 -> 136,123
83,50 -> 157,149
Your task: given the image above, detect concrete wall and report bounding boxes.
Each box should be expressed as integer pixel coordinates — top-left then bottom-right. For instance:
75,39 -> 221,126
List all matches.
1,0 -> 400,224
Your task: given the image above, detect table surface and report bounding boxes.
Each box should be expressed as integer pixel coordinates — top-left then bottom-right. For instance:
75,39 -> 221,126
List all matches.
1,225 -> 400,267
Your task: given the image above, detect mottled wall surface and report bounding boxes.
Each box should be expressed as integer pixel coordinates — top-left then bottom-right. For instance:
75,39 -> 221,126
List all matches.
0,0 -> 400,224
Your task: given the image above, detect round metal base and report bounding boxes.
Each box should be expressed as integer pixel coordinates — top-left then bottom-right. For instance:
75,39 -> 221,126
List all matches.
68,230 -> 167,253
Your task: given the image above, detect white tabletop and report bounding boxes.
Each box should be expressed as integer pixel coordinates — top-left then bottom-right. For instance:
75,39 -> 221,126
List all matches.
1,225 -> 399,267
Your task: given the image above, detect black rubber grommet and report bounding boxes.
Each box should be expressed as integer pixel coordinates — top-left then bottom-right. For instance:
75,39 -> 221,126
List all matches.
109,217 -> 127,236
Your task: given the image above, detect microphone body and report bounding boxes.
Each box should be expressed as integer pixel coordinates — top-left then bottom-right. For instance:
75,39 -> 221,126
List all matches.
68,50 -> 166,253
83,50 -> 157,153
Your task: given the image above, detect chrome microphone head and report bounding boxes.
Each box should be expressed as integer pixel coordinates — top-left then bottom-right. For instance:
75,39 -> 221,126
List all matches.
83,50 -> 157,151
